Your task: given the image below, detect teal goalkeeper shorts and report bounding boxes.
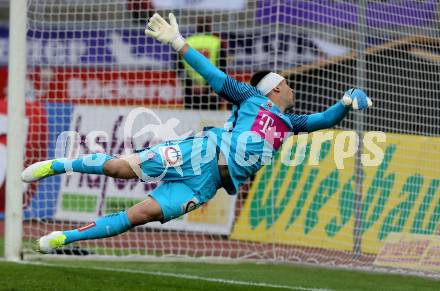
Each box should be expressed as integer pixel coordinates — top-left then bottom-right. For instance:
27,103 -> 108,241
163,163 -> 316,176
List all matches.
138,136 -> 222,222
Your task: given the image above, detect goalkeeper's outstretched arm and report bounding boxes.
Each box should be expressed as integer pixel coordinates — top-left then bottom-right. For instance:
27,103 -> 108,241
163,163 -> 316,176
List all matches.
286,102 -> 349,134
286,88 -> 372,133
145,13 -> 258,105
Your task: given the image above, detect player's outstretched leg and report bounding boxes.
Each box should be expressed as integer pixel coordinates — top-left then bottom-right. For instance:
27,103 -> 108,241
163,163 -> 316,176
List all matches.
36,197 -> 163,253
21,153 -> 138,182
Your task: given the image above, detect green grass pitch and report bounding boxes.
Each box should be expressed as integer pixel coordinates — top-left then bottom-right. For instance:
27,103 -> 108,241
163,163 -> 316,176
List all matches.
1,238 -> 439,291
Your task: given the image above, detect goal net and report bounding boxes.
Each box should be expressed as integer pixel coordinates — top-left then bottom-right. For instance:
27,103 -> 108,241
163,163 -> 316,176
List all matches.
7,0 -> 440,273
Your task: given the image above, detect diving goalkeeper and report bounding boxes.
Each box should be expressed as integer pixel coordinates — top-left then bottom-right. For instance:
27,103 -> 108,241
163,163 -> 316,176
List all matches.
22,13 -> 372,253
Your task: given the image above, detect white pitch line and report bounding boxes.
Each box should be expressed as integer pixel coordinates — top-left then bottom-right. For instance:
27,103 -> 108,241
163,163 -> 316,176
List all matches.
18,261 -> 334,291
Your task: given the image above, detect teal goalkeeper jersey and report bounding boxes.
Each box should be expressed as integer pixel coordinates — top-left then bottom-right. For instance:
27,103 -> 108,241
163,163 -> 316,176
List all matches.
210,94 -> 298,194
183,47 -> 349,194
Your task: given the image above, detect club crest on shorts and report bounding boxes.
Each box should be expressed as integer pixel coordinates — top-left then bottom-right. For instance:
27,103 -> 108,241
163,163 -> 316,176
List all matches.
159,145 -> 183,167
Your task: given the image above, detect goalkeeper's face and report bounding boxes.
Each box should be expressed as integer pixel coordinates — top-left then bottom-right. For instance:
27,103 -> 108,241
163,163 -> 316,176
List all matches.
278,80 -> 295,107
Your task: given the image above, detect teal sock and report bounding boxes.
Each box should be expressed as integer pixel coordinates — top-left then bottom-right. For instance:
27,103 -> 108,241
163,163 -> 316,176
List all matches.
63,211 -> 132,244
51,153 -> 113,175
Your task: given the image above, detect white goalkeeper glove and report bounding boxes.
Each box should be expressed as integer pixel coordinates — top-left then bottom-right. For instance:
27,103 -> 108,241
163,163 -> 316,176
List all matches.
341,88 -> 373,110
145,13 -> 186,51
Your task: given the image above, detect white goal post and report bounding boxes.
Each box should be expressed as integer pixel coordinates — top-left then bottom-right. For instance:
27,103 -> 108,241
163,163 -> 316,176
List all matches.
5,0 -> 27,261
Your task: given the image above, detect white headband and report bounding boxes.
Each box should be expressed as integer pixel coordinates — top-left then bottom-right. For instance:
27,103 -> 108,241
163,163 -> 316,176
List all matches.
256,72 -> 285,95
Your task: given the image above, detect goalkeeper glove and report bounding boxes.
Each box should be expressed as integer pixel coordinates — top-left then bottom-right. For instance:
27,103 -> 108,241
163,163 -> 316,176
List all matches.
341,88 -> 372,110
145,13 -> 186,51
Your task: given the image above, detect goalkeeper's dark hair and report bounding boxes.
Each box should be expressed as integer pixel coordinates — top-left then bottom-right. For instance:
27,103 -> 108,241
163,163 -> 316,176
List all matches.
250,70 -> 272,87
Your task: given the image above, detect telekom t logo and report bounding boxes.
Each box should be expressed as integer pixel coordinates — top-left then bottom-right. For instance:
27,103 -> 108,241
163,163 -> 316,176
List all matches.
251,108 -> 290,151
258,113 -> 275,134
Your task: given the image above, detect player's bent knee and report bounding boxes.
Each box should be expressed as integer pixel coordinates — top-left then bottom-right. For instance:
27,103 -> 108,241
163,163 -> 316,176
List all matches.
104,159 -> 137,179
103,160 -> 119,177
127,197 -> 164,226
